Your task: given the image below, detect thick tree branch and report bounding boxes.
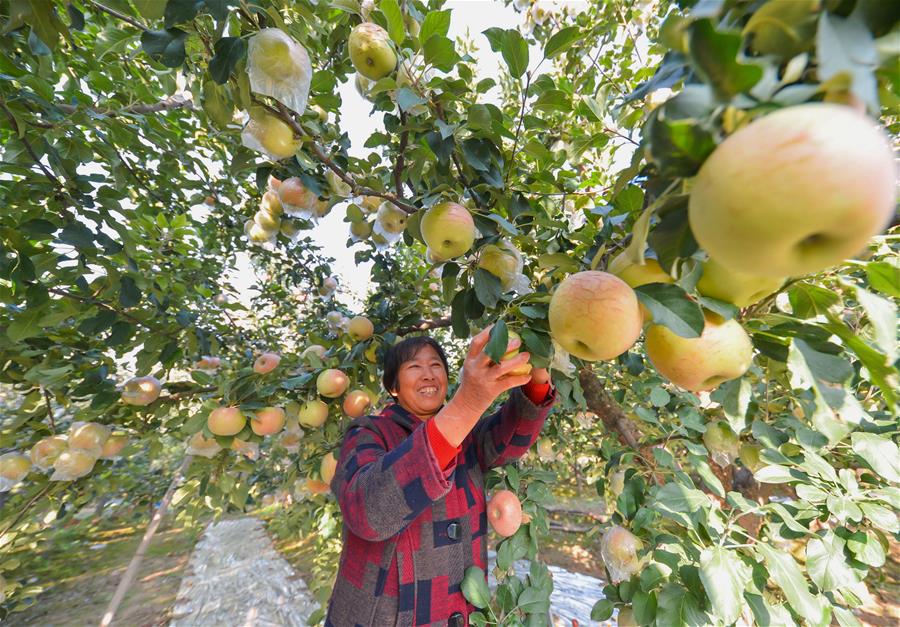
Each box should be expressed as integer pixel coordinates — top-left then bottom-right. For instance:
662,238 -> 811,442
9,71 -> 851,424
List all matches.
578,367 -> 642,449
55,95 -> 194,117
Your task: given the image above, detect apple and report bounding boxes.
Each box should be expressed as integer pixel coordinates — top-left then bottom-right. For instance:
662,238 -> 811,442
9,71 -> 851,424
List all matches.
608,252 -> 674,321
278,177 -> 317,215
348,23 -> 397,80
609,470 -> 626,498
697,257 -> 785,308
359,196 -> 381,214
208,406 -> 247,436
186,432 -> 222,458
280,219 -> 301,237
703,421 -> 740,467
317,368 -> 350,398
302,344 -> 327,362
279,430 -> 302,451
347,316 -> 374,341
549,271 -> 642,361
350,219 -> 373,240
298,399 -> 329,428
487,490 -> 523,537
204,195 -> 216,206
645,312 -> 753,392
375,201 -> 407,234
121,375 -> 162,406
0,452 -> 31,485
536,438 -> 555,462
319,276 -> 338,296
260,190 -> 283,217
253,352 -> 281,374
420,202 -> 477,260
478,244 -> 519,290
600,525 -> 642,582
254,209 -> 280,231
501,330 -> 532,377
69,422 -> 111,455
314,198 -> 333,218
50,449 -> 97,481
689,104 -> 897,277
251,407 -> 286,436
242,108 -> 302,160
320,452 -> 338,484
194,356 -> 221,371
231,439 -> 259,460
100,435 -> 129,459
343,389 -> 372,418
30,436 -> 68,471
305,477 -> 331,495
617,608 -> 638,627
246,220 -> 276,243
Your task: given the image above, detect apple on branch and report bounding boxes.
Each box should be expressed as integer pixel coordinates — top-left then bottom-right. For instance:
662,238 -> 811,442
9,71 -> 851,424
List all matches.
420,202 -> 477,261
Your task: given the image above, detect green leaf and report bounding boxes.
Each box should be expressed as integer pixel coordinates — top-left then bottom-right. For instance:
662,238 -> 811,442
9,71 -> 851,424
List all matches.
854,285 -> 897,363
518,585 -> 551,613
450,290 -> 469,338
119,276 -> 142,307
756,543 -> 830,627
709,377 -> 750,433
461,566 -> 490,609
141,28 -> 189,67
788,282 -> 841,318
423,35 -> 459,72
633,589 -> 658,624
590,599 -> 614,621
395,87 -> 427,112
378,0 -> 405,44
208,36 -> 246,84
699,547 -> 752,625
745,593 -> 798,627
860,502 -> 899,533
419,10 -> 451,43
634,283 -> 704,338
656,584 -> 708,627
485,319 -> 508,364
544,26 -> 582,58
851,432 -> 900,483
754,465 -> 798,484
165,0 -> 204,27
204,0 -> 232,21
865,261 -> 900,297
653,482 -> 707,523
482,28 -> 529,79
687,20 -> 763,99
845,529 -> 886,568
7,308 -> 43,341
806,532 -> 858,592
133,0 -> 166,20
473,268 -> 502,309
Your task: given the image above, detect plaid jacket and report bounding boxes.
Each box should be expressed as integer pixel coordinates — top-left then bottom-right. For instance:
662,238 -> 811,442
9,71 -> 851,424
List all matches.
325,387 -> 555,626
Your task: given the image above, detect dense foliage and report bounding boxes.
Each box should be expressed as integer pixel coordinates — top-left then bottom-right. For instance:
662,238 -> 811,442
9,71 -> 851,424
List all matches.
0,0 -> 897,625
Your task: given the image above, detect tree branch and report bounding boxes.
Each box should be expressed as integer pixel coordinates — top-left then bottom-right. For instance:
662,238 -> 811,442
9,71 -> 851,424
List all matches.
0,98 -> 65,189
578,367 -> 642,449
396,316 -> 452,335
41,386 -> 56,433
55,95 -> 194,117
505,71 -> 533,187
86,0 -> 148,32
393,111 -> 409,198
269,102 -> 419,214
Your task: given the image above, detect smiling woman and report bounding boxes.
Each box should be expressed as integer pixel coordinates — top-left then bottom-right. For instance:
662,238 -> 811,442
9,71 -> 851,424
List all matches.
326,329 -> 555,626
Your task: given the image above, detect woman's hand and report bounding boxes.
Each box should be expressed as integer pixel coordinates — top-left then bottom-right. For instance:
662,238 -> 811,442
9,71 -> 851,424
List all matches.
453,326 -> 534,416
529,367 -> 550,385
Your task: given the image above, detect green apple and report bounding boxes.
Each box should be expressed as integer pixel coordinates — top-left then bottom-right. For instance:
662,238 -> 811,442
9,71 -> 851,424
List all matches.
501,330 -> 532,377
478,244 -> 519,289
689,104 -> 896,277
600,525 -> 643,583
697,257 -> 786,307
350,219 -> 372,240
208,406 -> 246,436
30,436 -> 68,471
347,316 -> 374,341
0,452 -> 31,484
348,23 -> 396,80
608,251 -> 674,321
298,399 -> 329,428
420,202 -> 477,260
376,201 -> 407,234
703,421 -> 740,467
549,271 -> 642,361
645,312 -> 753,392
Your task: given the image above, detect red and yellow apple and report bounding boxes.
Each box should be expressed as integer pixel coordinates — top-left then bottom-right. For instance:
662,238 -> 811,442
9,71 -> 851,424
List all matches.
549,271 -> 642,361
251,407 -> 286,436
342,389 -> 372,418
645,312 -> 753,392
317,369 -> 350,398
100,435 -> 129,459
208,406 -> 247,436
487,490 -> 523,537
320,452 -> 338,484
0,452 -> 31,485
51,449 -> 97,481
121,375 -> 162,406
30,436 -> 68,471
298,399 -> 329,428
600,525 -> 643,582
689,103 -> 897,277
253,352 -> 281,374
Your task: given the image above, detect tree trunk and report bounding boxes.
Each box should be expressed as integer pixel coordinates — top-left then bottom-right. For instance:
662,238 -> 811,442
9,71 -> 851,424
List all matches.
98,455 -> 192,627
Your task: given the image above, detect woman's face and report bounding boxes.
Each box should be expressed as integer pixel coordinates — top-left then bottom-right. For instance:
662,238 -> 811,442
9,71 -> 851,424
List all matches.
392,345 -> 449,419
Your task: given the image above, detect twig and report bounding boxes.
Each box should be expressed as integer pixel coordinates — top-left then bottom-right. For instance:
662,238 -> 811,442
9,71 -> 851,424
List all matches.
0,485 -> 53,536
0,98 -> 65,189
55,95 -> 194,117
86,0 -> 148,32
393,111 -> 409,198
41,386 -> 56,433
505,71 -> 533,187
604,126 -> 639,146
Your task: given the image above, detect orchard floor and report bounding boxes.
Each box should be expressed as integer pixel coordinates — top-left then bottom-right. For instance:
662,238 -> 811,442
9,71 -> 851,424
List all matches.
5,499 -> 898,626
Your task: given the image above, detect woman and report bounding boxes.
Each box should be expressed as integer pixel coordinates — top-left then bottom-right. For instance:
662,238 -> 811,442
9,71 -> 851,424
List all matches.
325,327 -> 556,626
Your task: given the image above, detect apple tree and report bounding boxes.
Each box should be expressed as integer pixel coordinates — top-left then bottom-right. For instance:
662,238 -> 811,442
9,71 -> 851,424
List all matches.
0,0 -> 898,625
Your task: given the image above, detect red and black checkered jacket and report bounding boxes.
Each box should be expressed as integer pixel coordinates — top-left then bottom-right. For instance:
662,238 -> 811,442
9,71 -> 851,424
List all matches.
325,386 -> 555,626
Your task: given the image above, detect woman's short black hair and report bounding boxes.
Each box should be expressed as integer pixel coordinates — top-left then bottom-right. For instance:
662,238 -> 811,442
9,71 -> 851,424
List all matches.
382,336 -> 449,397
